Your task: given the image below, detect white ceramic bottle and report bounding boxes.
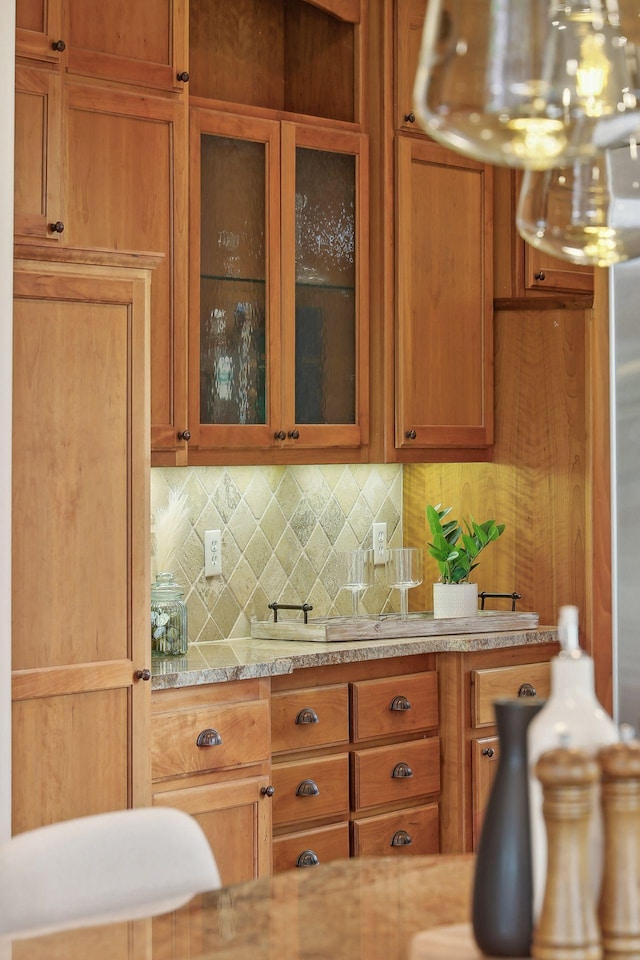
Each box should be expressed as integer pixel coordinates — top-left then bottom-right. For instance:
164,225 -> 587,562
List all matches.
527,604 -> 618,921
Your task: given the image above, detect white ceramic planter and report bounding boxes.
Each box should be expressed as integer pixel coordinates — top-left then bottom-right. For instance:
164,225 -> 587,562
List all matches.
433,582 -> 479,619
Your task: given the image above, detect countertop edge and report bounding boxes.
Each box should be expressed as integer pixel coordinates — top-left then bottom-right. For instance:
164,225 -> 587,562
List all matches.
150,627 -> 558,689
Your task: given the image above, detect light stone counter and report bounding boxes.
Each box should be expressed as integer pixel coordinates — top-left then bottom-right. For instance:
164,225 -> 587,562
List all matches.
151,627 -> 558,689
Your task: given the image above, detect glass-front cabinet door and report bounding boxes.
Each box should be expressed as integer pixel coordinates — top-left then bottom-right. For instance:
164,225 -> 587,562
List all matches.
189,109 -> 368,459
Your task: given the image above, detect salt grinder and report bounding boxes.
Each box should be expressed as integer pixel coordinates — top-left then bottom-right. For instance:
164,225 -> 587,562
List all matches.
532,746 -> 602,960
598,736 -> 640,959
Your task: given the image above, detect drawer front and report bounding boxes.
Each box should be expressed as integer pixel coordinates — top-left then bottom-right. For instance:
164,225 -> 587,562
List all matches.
353,802 -> 440,858
352,737 -> 440,811
272,754 -> 350,826
352,671 -> 438,742
151,699 -> 270,780
271,684 -> 349,753
472,662 -> 551,727
273,822 -> 350,873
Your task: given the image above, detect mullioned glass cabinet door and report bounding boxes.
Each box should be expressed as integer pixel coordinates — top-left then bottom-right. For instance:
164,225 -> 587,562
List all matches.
189,110 -> 368,455
189,110 -> 282,451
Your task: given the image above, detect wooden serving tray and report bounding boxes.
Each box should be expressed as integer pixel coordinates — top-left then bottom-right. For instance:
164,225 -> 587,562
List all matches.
251,610 -> 539,643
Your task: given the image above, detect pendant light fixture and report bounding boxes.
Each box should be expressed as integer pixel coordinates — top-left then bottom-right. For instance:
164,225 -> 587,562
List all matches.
516,138 -> 640,266
413,0 -> 637,170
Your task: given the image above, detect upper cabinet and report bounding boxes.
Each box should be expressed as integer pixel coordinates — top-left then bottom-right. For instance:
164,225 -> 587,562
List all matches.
395,0 -> 426,133
493,166 -> 594,308
188,109 -> 368,460
184,0 -> 369,464
16,0 -> 189,94
395,136 -> 494,456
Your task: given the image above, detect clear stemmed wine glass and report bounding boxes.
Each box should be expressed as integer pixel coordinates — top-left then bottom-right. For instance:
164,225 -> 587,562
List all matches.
385,547 -> 424,620
338,548 -> 375,619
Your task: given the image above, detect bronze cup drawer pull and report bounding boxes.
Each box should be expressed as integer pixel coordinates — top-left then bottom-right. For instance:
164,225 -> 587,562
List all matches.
389,695 -> 412,712
196,728 -> 223,747
391,830 -> 413,847
295,707 -> 319,725
296,779 -> 320,797
518,682 -> 537,698
296,849 -> 320,867
391,762 -> 413,779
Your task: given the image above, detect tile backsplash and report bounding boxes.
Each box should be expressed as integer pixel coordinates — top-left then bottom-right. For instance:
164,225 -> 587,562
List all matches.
151,464 -> 403,643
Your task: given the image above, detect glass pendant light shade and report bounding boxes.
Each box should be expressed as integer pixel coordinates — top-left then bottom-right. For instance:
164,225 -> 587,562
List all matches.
516,140 -> 640,266
413,0 -> 637,170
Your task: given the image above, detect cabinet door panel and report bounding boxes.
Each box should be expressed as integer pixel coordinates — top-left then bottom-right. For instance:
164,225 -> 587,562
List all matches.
189,109 -> 282,451
395,136 -> 493,450
16,0 -> 63,61
65,0 -> 188,93
14,63 -> 63,240
471,736 -> 500,850
12,253 -> 154,838
65,87 -> 188,458
281,122 -> 369,450
396,0 -> 427,132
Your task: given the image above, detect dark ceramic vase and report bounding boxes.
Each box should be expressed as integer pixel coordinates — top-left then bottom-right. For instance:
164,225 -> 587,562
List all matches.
472,697 -> 544,958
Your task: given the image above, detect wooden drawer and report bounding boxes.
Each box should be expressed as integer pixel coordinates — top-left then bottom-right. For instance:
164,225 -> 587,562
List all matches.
352,671 -> 438,742
272,754 -> 350,826
352,737 -> 440,812
271,684 -> 349,753
471,662 -> 551,727
353,802 -> 440,858
151,699 -> 270,780
273,822 -> 350,873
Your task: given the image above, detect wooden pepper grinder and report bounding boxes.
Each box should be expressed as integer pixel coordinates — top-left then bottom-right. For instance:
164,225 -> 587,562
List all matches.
532,745 -> 602,960
598,735 -> 640,959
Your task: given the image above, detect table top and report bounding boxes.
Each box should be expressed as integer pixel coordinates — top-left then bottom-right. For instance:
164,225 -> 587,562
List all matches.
17,854 -> 475,960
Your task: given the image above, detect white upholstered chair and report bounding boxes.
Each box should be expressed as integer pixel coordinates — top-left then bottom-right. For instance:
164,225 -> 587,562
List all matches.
0,806 -> 221,941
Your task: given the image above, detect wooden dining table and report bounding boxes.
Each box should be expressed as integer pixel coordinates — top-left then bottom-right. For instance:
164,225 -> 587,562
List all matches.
11,854 -> 476,960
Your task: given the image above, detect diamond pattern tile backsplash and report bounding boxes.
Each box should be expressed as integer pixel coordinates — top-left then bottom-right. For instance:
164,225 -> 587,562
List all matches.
151,464 -> 404,643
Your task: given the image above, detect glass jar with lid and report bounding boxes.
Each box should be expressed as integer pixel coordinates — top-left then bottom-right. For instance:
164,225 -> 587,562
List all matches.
150,571 -> 188,656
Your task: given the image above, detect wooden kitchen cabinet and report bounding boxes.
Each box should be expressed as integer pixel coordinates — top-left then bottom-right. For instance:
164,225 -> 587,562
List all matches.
17,0 -> 189,93
394,134 -> 494,457
151,680 -> 273,886
188,108 -> 369,462
63,84 -> 190,462
395,0 -> 426,134
271,656 -> 441,871
438,644 -> 555,853
14,60 -> 64,242
12,246 -> 157,835
493,166 -> 594,308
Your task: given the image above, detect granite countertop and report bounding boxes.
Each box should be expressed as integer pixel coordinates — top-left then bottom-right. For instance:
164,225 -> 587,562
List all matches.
151,626 -> 558,689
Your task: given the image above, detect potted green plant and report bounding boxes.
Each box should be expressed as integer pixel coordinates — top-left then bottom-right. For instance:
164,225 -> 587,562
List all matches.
426,504 -> 505,618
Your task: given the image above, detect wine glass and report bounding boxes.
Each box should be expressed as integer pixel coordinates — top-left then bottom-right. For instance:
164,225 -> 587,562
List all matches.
385,547 -> 423,620
338,548 -> 375,619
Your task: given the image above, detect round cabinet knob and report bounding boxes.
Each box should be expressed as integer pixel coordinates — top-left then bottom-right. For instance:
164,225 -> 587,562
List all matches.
51,39 -> 66,51
482,747 -> 495,758
177,71 -> 190,82
404,112 -> 416,123
391,762 -> 413,779
405,429 -> 417,440
296,779 -> 320,797
260,785 -> 275,797
196,728 -> 222,747
177,429 -> 191,441
288,429 -> 300,440
390,830 -> 413,847
274,430 -> 286,441
295,707 -> 319,725
134,668 -> 151,681
49,221 -> 65,234
296,849 -> 320,867
518,682 -> 537,697
534,270 -> 546,281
